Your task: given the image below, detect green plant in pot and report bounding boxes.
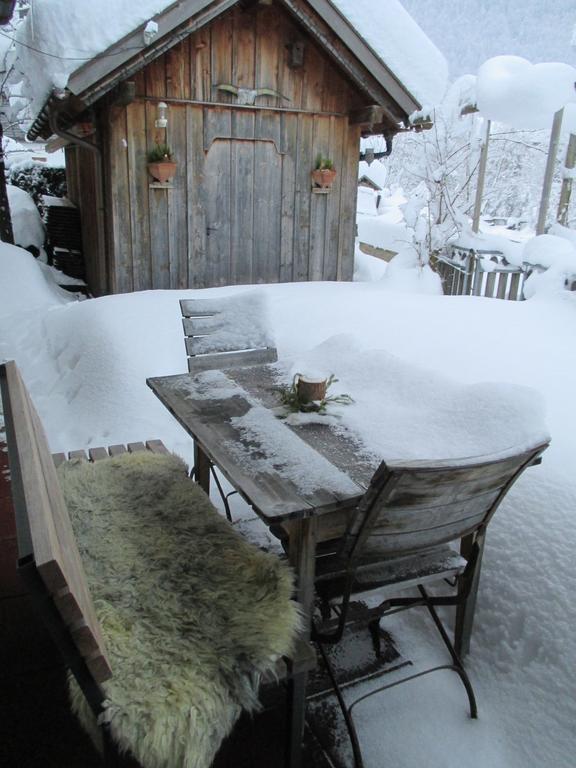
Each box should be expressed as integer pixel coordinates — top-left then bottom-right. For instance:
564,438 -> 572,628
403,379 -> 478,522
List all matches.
147,143 -> 177,183
311,154 -> 337,188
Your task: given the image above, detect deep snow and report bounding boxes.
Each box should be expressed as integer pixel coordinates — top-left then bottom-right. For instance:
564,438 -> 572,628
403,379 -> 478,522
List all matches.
1,244 -> 575,767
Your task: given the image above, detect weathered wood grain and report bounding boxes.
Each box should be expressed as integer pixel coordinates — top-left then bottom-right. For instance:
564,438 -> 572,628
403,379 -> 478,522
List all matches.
0,361 -> 112,683
126,101 -> 151,290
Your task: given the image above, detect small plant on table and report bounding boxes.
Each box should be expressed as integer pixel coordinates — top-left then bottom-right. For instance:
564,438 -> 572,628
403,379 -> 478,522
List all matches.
278,373 -> 353,415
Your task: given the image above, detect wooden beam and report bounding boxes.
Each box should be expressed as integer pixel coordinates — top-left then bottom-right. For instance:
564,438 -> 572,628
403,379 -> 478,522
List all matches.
349,105 -> 385,126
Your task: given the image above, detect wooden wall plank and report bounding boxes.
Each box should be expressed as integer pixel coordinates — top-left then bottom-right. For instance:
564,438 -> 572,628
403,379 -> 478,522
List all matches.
279,113 -> 298,282
233,6 -> 256,91
255,5 -> 282,110
337,124 -> 361,281
230,115 -> 255,285
308,114 -> 331,280
166,38 -> 191,100
146,101 -> 170,289
186,105 -> 208,288
108,107 -> 133,292
254,112 -> 283,282
145,56 -> 167,100
323,115 -> 346,280
292,114 -> 314,281
210,14 -> 234,105
126,102 -> 151,291
167,105 -> 189,288
203,108 -> 232,286
191,29 -> 211,101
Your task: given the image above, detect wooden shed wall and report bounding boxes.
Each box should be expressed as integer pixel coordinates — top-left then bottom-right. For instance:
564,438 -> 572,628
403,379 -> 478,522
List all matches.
65,144 -> 107,295
98,3 -> 366,293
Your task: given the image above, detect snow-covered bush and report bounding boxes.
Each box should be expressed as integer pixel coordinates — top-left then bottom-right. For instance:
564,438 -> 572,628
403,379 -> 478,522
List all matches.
9,163 -> 67,209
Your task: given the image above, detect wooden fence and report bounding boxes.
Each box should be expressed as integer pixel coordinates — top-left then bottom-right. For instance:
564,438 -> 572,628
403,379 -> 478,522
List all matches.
435,246 -> 526,300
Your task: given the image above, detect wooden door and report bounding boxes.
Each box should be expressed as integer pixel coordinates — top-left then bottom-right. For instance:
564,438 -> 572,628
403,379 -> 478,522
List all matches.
203,134 -> 283,286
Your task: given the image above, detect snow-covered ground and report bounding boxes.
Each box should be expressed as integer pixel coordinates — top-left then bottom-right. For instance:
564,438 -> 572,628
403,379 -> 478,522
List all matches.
1,243 -> 574,767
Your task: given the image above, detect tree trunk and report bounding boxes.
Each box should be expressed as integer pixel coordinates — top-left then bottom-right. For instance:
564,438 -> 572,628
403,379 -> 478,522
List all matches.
0,121 -> 14,244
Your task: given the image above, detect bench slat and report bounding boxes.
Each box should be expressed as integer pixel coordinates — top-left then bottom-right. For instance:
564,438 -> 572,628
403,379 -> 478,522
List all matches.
108,444 -> 127,457
89,447 -> 109,462
68,449 -> 88,461
52,452 -> 66,468
128,442 -> 147,453
146,439 -> 169,454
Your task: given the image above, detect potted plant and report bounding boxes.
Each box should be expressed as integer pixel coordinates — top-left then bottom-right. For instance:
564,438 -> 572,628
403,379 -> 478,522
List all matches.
147,143 -> 177,183
311,154 -> 337,188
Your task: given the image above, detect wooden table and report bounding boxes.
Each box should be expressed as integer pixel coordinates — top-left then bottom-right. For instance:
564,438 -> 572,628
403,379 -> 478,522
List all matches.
147,363 -> 485,760
148,363 -> 375,625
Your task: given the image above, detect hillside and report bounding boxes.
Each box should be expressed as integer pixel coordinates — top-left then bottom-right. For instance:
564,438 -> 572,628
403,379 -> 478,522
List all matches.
401,0 -> 576,76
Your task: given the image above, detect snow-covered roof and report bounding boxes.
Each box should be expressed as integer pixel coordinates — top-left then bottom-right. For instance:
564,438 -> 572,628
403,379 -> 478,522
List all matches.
358,159 -> 388,189
329,0 -> 448,110
12,0 -> 448,133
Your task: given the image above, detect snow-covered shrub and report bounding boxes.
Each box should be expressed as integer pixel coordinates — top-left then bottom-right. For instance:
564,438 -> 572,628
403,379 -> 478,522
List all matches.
9,162 -> 66,210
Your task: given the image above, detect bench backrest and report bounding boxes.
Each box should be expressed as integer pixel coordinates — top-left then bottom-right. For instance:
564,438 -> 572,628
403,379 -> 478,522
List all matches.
0,360 -> 112,683
340,444 -> 549,564
180,293 -> 278,371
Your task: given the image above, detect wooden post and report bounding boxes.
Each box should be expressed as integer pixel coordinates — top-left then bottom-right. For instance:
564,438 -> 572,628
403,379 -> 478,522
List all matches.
472,119 -> 491,233
557,133 -> 576,226
536,108 -> 564,235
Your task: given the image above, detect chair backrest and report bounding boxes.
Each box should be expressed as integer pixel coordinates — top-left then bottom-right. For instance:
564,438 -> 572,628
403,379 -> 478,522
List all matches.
180,293 -> 278,371
0,360 -> 112,684
340,444 -> 549,564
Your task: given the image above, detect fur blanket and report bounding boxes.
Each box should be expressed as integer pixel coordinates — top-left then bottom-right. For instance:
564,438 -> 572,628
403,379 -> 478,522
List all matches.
57,451 -> 300,768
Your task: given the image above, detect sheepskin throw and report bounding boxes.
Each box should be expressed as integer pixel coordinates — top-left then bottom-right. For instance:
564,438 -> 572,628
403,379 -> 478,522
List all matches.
57,451 -> 300,768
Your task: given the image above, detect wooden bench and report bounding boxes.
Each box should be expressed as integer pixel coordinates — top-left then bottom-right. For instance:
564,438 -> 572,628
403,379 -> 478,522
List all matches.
0,360 -> 313,768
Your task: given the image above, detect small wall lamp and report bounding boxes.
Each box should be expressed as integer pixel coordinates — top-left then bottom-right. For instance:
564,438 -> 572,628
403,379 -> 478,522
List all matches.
155,102 -> 168,129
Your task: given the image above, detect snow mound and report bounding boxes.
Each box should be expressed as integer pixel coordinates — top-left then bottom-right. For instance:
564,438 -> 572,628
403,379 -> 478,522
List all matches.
7,185 -> 46,254
476,56 -> 576,129
522,234 -> 576,270
0,243 -> 70,316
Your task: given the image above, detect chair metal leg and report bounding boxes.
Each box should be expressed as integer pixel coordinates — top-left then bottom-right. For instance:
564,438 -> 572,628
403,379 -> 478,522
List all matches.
315,640 -> 365,768
418,586 -> 478,719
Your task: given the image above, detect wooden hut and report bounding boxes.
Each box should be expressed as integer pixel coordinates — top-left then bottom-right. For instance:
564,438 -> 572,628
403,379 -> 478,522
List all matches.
26,0 -> 441,296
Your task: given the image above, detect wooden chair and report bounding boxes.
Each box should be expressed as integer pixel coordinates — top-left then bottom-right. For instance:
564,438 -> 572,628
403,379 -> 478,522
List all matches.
180,293 -> 278,372
0,360 -> 313,768
312,445 -> 549,767
180,294 -> 278,519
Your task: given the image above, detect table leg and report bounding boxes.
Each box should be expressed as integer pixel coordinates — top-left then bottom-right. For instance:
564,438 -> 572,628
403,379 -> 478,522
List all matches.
287,517 -> 318,638
284,517 -> 317,766
193,442 -> 211,495
455,531 -> 486,658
